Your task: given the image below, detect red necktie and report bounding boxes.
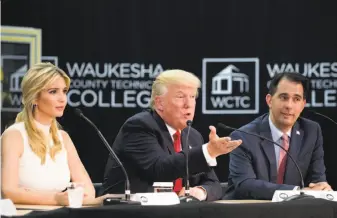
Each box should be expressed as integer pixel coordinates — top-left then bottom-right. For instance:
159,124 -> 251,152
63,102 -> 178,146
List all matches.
173,131 -> 183,193
277,134 -> 289,184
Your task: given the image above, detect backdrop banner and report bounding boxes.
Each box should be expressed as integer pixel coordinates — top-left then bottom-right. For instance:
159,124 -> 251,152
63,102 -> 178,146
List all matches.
1,0 -> 336,189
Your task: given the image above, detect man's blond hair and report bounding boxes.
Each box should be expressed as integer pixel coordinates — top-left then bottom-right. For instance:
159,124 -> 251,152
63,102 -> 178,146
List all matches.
150,69 -> 201,109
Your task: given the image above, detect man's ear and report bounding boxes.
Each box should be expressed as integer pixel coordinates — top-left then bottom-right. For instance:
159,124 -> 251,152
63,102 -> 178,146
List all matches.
301,99 -> 306,110
155,96 -> 164,111
266,94 -> 272,109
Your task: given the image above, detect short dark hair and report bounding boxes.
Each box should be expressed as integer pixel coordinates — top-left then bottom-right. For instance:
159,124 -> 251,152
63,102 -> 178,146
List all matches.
268,72 -> 309,99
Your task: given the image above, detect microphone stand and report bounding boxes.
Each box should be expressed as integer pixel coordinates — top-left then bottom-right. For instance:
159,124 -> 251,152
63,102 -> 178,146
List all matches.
306,110 -> 337,125
218,123 -> 315,201
75,109 -> 140,205
179,120 -> 199,203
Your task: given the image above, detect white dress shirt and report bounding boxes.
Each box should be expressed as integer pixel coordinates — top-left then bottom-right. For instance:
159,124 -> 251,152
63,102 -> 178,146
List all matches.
268,116 -> 299,190
268,116 -> 291,172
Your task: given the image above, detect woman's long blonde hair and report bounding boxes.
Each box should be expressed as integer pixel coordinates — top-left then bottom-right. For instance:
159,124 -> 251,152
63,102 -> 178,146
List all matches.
15,62 -> 70,164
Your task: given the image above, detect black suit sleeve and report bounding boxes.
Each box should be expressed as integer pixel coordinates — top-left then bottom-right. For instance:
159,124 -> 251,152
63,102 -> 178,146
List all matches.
198,172 -> 222,201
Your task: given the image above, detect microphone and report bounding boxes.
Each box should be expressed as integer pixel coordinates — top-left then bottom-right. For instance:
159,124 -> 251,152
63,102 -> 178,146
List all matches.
179,120 -> 199,202
217,123 -> 315,201
74,109 -> 140,205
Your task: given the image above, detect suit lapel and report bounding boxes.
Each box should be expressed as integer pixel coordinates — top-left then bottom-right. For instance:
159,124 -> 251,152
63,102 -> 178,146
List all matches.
284,121 -> 303,184
152,111 -> 175,154
259,115 -> 278,183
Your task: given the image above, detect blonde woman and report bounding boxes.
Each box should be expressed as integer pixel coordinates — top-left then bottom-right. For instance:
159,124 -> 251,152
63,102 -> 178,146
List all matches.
1,63 -> 95,205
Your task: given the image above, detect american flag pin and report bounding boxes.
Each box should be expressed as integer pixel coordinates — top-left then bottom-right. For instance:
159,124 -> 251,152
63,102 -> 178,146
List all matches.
296,131 -> 300,135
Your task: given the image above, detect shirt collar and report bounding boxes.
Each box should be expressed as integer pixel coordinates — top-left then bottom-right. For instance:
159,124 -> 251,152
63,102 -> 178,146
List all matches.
268,115 -> 291,142
166,124 -> 180,141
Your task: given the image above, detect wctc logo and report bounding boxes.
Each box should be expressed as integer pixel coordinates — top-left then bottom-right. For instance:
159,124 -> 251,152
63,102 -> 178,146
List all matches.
202,58 -> 259,114
211,65 -> 249,95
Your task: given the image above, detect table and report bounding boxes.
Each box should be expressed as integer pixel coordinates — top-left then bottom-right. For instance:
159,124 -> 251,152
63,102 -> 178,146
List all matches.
15,205 -> 62,216
14,200 -> 268,216
14,194 -> 121,216
215,199 -> 270,203
11,198 -> 337,218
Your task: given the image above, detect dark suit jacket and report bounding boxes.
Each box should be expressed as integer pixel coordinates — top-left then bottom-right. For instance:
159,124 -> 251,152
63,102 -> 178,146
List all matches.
224,113 -> 327,200
100,110 -> 222,201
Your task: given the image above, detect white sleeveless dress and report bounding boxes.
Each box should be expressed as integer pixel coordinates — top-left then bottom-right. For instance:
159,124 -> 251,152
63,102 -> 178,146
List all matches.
7,121 -> 71,192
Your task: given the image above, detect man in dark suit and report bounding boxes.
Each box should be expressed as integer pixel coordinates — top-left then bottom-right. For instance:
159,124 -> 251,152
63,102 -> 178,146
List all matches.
101,69 -> 242,201
225,72 -> 332,200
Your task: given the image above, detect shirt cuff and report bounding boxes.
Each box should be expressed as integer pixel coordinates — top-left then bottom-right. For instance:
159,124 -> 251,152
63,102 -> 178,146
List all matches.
196,186 -> 207,201
293,186 -> 300,190
202,143 -> 217,166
